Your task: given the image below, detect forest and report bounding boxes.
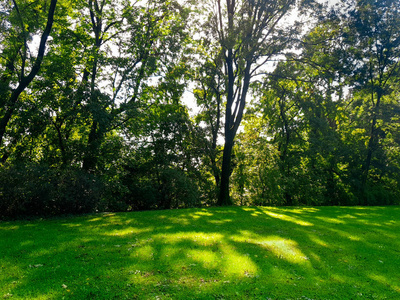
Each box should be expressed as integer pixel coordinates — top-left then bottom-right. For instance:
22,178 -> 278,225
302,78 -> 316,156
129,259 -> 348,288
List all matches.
1,0 -> 399,219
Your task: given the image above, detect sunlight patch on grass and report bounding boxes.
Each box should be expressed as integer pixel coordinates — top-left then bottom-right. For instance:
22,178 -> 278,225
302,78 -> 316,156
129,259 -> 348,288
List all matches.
218,243 -> 258,277
0,261 -> 24,281
154,230 -> 259,278
128,269 -> 159,287
159,245 -> 181,259
0,225 -> 20,231
61,223 -> 82,228
23,223 -> 38,228
28,247 -> 56,258
358,221 -> 383,227
347,235 -> 362,241
258,238 -> 311,265
262,210 -> 314,226
384,220 -> 397,225
165,217 -> 192,225
187,249 -> 219,268
20,240 -> 34,247
135,244 -> 155,260
191,211 -> 214,217
339,214 -> 357,219
315,216 -> 346,224
308,235 -> 329,248
156,232 -> 224,246
329,228 -> 364,242
368,273 -> 400,293
104,227 -> 153,236
242,207 -> 264,217
87,217 -> 105,222
287,207 -> 320,213
231,231 -> 311,265
330,273 -> 346,283
207,219 -> 233,225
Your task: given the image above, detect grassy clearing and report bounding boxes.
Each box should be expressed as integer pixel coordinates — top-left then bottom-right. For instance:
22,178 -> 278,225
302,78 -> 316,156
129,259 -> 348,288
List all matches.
1,206 -> 399,299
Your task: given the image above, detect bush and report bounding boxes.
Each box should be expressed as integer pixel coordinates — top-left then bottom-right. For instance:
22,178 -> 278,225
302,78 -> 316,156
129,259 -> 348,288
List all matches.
0,164 -> 102,219
158,168 -> 200,209
121,166 -> 201,211
50,168 -> 102,214
0,164 -> 52,218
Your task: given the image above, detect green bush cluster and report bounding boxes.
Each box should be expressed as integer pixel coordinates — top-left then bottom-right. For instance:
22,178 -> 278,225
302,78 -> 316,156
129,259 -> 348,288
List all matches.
0,163 -> 201,219
0,164 -> 102,219
121,167 -> 201,211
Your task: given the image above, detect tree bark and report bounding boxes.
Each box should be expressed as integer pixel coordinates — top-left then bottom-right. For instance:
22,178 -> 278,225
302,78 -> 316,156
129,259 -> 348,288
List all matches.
82,0 -> 103,172
217,53 -> 251,205
218,128 -> 235,205
361,86 -> 382,199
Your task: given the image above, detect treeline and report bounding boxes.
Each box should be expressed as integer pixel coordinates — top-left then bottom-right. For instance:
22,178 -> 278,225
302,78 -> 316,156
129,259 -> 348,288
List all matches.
0,0 -> 399,219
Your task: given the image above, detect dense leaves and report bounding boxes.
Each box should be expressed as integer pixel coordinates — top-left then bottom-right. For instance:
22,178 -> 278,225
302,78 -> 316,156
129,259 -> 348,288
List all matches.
1,0 -> 399,218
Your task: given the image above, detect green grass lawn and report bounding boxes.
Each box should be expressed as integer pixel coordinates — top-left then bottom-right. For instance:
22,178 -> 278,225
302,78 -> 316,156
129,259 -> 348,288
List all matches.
1,206 -> 399,299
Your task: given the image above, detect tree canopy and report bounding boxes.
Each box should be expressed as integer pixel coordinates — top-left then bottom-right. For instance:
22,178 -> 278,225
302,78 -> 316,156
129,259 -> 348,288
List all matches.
1,0 -> 399,218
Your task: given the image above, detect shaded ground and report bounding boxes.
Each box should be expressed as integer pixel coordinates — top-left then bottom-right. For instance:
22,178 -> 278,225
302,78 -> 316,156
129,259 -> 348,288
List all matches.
1,206 -> 399,299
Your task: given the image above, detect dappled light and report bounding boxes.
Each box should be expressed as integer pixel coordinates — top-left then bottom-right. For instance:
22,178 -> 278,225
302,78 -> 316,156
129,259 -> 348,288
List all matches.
187,249 -> 219,268
262,210 -> 314,226
104,227 -> 154,237
257,239 -> 310,265
219,244 -> 258,277
1,0 -> 400,298
315,216 -> 346,224
307,234 -> 329,248
231,231 -> 312,265
1,206 -> 399,299
368,273 -> 400,293
153,232 -> 224,245
0,225 -> 20,231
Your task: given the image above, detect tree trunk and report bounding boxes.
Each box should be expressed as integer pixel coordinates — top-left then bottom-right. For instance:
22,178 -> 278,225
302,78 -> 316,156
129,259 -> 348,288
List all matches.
361,114 -> 377,199
217,52 -> 251,205
82,120 -> 101,172
217,45 -> 235,206
361,88 -> 382,200
218,129 -> 234,205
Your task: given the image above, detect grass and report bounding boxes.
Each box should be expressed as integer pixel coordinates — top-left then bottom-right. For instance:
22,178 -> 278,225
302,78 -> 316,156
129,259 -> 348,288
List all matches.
1,206 -> 399,299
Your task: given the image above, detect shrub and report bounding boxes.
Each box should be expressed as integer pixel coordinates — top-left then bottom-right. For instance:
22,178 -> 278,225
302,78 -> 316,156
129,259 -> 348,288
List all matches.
158,168 -> 200,209
0,164 -> 102,219
121,166 -> 201,211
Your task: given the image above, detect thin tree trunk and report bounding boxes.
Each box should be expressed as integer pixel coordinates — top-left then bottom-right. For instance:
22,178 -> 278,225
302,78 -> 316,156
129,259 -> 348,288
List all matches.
217,45 -> 235,205
219,129 -> 234,205
82,0 -> 103,172
361,88 -> 382,198
217,53 -> 251,205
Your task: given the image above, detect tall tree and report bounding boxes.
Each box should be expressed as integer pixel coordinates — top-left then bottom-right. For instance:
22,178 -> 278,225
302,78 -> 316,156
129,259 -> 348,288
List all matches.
209,0 -> 304,204
331,0 -> 400,198
0,0 -> 58,151
351,0 -> 400,192
193,46 -> 225,194
79,0 -> 192,172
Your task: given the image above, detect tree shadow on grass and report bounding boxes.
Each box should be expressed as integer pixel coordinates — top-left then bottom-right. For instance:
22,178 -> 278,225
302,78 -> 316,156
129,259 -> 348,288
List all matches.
0,206 -> 399,299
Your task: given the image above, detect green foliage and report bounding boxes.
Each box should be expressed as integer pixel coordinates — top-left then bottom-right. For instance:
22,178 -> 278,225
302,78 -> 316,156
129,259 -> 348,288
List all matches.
120,98 -> 203,210
1,0 -> 400,215
121,165 -> 201,210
